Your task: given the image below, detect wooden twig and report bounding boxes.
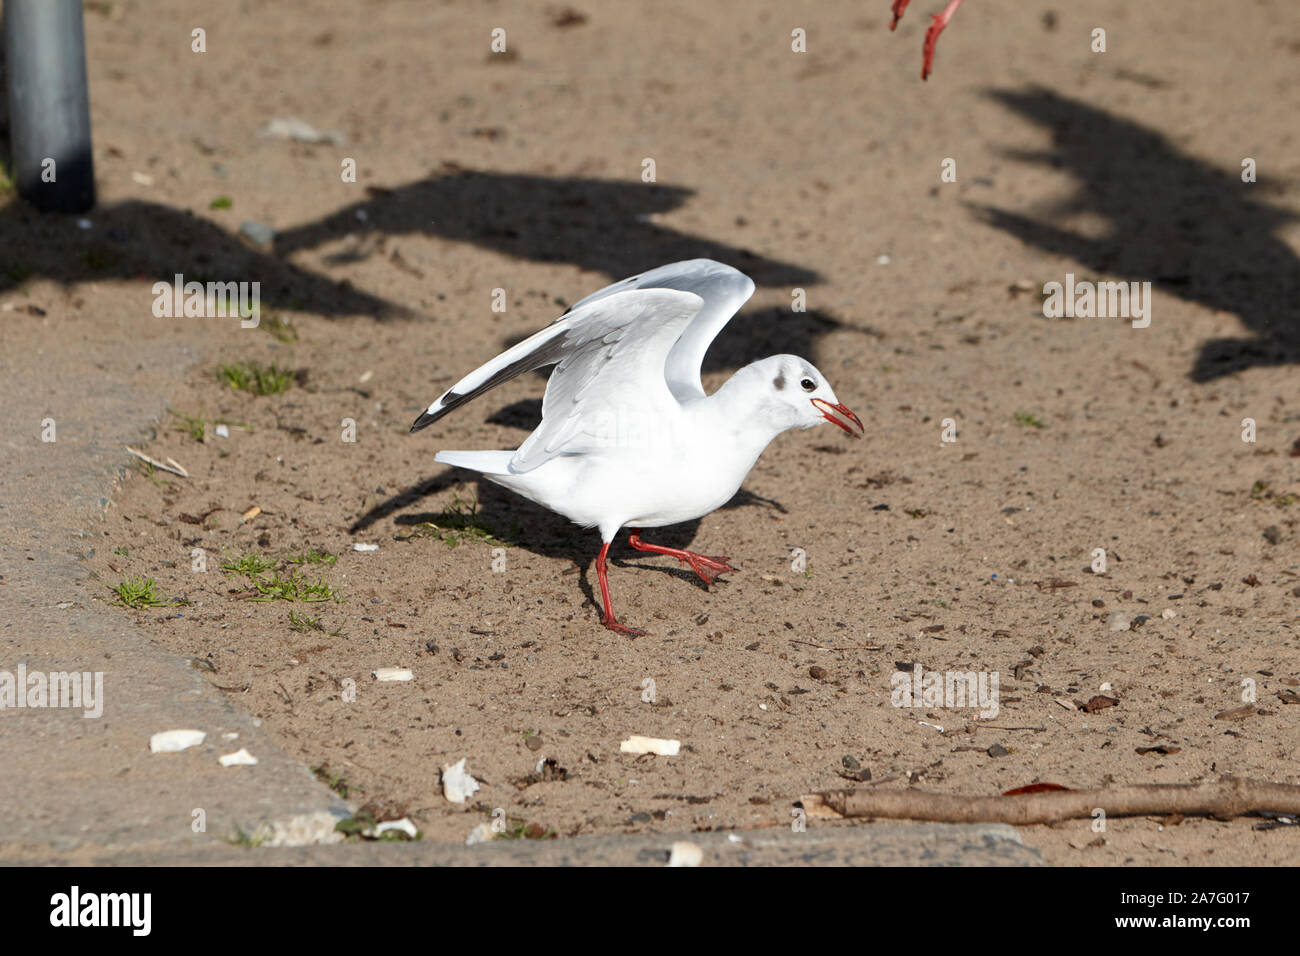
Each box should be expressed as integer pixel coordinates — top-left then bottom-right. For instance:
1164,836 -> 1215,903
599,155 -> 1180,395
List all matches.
789,640 -> 883,651
801,776 -> 1300,825
125,446 -> 189,477
967,724 -> 1046,732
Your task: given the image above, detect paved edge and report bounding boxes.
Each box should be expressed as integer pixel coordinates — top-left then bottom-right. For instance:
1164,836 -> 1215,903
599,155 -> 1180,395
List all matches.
7,822 -> 1045,866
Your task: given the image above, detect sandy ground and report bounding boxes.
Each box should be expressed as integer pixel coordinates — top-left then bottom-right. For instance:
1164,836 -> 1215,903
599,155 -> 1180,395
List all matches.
5,0 -> 1299,864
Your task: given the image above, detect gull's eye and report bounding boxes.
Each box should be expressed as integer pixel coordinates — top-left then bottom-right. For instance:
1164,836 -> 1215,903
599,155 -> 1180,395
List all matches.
800,378 -> 816,392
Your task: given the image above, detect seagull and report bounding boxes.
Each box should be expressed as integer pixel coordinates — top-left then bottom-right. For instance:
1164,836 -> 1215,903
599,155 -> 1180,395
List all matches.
410,259 -> 864,635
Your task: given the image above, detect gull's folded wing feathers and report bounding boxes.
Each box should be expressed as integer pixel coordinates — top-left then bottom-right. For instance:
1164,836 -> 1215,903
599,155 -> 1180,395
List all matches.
564,259 -> 755,402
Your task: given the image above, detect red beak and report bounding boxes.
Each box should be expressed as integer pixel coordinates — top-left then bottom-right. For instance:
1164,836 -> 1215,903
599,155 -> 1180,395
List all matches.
811,398 -> 865,438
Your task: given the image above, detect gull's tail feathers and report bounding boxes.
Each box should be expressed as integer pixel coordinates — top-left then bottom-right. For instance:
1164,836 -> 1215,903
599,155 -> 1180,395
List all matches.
434,450 -> 515,475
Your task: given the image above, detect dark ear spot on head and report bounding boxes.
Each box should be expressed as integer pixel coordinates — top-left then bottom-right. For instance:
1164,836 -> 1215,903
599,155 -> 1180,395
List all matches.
773,373 -> 786,391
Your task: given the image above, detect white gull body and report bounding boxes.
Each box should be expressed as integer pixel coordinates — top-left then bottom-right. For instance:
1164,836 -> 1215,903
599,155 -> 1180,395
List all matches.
410,259 -> 863,634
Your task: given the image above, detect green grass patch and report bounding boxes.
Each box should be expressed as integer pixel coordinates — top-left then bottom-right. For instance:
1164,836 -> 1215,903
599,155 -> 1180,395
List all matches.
312,764 -> 351,799
248,569 -> 339,603
1251,479 -> 1297,507
492,813 -> 556,841
221,553 -> 278,576
170,409 -> 253,442
285,547 -> 337,567
288,609 -> 325,632
1014,411 -> 1046,429
261,313 -> 298,343
396,494 -> 505,548
332,808 -> 422,842
108,576 -> 184,609
222,549 -> 343,603
209,195 -> 233,210
218,361 -> 294,395
225,825 -> 271,848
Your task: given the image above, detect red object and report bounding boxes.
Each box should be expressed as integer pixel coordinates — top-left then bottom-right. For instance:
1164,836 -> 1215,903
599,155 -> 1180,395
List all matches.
595,531 -> 739,635
890,0 -> 967,80
1003,783 -> 1073,796
628,530 -> 737,585
595,539 -> 646,636
890,0 -> 912,30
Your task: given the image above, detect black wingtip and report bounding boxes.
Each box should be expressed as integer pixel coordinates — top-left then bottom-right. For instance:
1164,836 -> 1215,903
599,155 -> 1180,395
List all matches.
409,408 -> 439,434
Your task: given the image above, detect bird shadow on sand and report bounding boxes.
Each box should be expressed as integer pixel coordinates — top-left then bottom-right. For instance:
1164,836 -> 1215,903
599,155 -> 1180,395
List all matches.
973,86 -> 1300,382
273,167 -> 821,290
380,478 -> 780,617
0,166 -> 817,316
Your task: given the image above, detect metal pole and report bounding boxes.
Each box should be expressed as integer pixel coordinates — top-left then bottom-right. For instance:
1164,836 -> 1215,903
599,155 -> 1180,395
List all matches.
3,0 -> 96,212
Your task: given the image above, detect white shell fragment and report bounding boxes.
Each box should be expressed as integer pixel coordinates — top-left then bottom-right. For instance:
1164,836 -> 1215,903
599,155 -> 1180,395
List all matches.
214,424 -> 230,438
149,729 -> 206,753
258,116 -> 344,145
371,818 -> 419,839
666,841 -> 703,867
353,543 -> 380,552
219,748 -> 259,767
465,822 -> 496,846
442,758 -> 481,803
619,735 -> 681,756
373,667 -> 413,682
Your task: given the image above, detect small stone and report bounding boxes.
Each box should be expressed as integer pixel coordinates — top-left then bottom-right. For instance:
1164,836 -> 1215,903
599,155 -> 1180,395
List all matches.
525,734 -> 543,752
1263,526 -> 1282,545
239,220 -> 276,251
809,665 -> 828,680
841,754 -> 861,771
1161,608 -> 1176,620
987,744 -> 1010,758
1108,611 -> 1131,632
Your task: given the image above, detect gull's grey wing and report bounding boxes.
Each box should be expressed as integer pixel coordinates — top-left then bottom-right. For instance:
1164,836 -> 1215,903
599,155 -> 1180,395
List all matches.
412,288 -> 705,472
563,259 -> 755,402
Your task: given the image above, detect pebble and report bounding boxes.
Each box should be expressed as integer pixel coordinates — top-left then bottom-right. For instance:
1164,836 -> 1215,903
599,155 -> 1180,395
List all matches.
239,220 -> 276,251
1108,611 -> 1131,632
987,744 -> 1010,758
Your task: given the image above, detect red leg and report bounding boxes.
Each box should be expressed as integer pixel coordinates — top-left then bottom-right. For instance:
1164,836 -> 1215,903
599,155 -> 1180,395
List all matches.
595,540 -> 645,637
627,529 -> 737,586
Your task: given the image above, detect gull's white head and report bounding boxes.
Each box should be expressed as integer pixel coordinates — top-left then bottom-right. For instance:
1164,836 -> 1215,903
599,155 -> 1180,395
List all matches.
745,355 -> 865,437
